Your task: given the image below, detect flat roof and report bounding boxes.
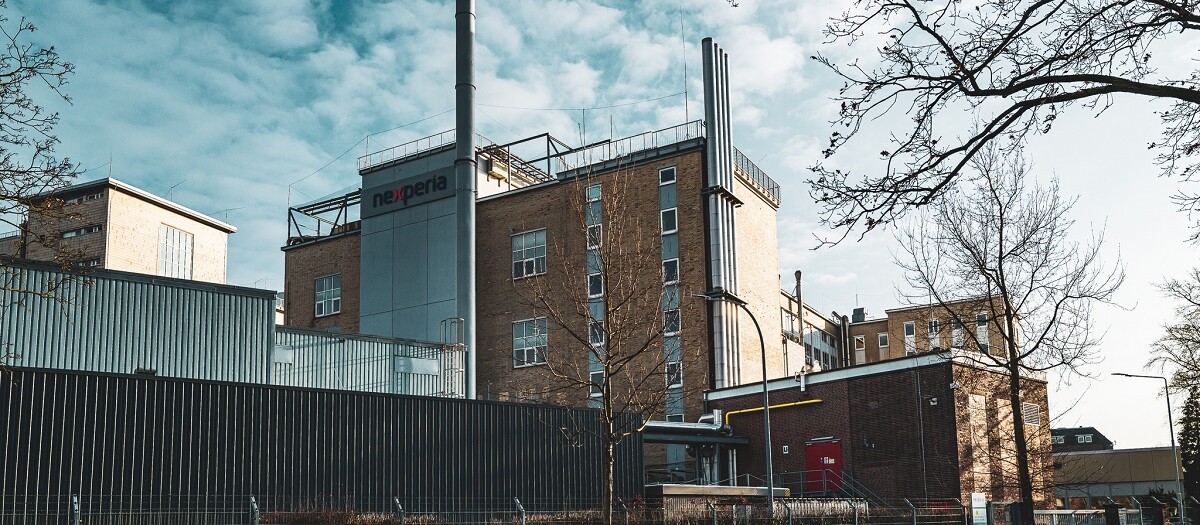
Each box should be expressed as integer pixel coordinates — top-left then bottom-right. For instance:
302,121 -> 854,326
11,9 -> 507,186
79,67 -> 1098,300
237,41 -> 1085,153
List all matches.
50,177 -> 236,233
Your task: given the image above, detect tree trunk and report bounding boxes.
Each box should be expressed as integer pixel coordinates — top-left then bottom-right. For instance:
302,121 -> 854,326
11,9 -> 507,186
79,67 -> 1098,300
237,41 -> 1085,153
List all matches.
1006,331 -> 1035,525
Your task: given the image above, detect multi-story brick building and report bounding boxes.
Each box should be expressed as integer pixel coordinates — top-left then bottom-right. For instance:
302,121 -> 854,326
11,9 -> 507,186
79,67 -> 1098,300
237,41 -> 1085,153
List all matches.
846,297 -> 1009,365
0,177 -> 235,283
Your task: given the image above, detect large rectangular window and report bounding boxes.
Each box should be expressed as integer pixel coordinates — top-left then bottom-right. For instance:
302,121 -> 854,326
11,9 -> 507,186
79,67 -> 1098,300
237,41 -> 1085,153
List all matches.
976,313 -> 990,354
927,319 -> 941,350
903,321 -> 917,355
952,319 -> 964,348
513,317 -> 548,367
158,225 -> 194,279
314,274 -> 341,317
512,229 -> 547,278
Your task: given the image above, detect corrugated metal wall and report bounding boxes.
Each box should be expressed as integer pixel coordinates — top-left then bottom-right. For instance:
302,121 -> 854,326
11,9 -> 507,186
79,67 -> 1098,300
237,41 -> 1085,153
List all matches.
0,368 -> 643,514
272,327 -> 464,397
0,261 -> 274,382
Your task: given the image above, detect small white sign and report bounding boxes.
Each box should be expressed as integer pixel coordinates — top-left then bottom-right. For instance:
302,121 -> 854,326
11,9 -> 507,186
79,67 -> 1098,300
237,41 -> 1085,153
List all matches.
970,493 -> 987,525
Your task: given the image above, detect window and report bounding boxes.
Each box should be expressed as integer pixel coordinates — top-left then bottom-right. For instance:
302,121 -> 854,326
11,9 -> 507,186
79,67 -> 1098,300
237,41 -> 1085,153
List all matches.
664,308 -> 681,335
952,319 -> 964,347
589,320 -> 605,346
662,259 -> 680,284
511,229 -> 547,278
927,319 -> 941,350
158,225 -> 194,279
666,413 -> 685,423
590,371 -> 604,398
666,361 -> 682,388
1077,434 -> 1093,444
853,335 -> 866,350
660,208 -> 678,234
903,321 -> 917,355
659,166 -> 677,185
587,224 -> 602,249
513,317 -> 548,367
314,274 -> 341,316
75,258 -> 101,268
585,183 -> 602,202
1052,435 -> 1065,445
976,313 -> 990,354
67,192 -> 102,204
62,224 -> 102,238
1022,402 -> 1041,426
588,273 -> 604,298
878,333 -> 889,347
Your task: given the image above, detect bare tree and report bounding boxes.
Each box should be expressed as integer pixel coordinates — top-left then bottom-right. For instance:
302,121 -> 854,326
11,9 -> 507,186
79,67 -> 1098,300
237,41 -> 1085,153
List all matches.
810,0 -> 1200,242
896,146 -> 1124,523
0,1 -> 78,370
1150,269 -> 1200,389
512,165 -> 702,525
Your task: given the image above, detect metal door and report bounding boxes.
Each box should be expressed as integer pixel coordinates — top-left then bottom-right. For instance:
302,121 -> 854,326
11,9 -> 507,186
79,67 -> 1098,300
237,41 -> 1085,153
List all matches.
804,439 -> 843,494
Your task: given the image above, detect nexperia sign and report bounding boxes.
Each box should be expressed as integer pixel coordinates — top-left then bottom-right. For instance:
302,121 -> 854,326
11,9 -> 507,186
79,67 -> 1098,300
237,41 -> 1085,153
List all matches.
361,167 -> 455,218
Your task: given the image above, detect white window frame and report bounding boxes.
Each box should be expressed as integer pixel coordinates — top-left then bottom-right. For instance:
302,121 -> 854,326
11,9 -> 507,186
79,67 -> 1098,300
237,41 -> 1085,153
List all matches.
666,361 -> 683,388
664,308 -> 681,335
660,208 -> 678,235
1077,434 -> 1093,444
666,413 -> 685,423
585,183 -> 602,202
511,229 -> 547,279
878,333 -> 889,347
588,273 -> 604,298
662,258 -> 680,284
158,224 -> 194,279
589,319 -> 605,346
512,317 -> 548,368
1052,435 -> 1065,445
587,223 -> 603,249
927,319 -> 941,350
590,370 -> 604,398
853,335 -> 865,350
976,312 -> 990,354
62,224 -> 102,239
659,166 -> 677,185
903,321 -> 917,355
314,274 -> 341,317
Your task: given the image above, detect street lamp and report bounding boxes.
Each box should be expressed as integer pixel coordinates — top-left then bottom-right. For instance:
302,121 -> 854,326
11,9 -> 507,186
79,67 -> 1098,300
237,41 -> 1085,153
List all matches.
1111,372 -> 1185,522
696,287 -> 775,514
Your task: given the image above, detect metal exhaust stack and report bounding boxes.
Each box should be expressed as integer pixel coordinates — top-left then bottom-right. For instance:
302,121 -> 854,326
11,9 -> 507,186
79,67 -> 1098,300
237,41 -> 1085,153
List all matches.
455,0 -> 477,399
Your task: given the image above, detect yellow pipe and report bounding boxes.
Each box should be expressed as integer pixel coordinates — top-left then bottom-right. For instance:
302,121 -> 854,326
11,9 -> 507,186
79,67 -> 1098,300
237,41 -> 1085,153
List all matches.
724,398 -> 823,426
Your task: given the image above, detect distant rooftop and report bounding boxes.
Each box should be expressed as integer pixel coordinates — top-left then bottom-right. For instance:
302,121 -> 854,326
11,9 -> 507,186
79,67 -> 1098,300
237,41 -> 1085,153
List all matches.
38,177 -> 236,233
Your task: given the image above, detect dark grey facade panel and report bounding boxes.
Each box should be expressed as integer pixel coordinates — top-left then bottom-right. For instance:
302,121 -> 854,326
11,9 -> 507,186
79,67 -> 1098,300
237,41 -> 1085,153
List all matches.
0,368 -> 643,514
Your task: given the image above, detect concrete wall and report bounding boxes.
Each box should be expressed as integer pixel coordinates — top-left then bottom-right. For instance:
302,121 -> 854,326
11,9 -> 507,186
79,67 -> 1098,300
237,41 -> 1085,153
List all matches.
733,175 -> 783,383
104,188 -> 229,283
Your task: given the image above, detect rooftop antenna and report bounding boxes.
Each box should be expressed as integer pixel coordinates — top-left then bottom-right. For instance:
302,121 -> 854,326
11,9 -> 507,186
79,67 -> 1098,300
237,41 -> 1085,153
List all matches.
165,179 -> 186,199
108,149 -> 112,178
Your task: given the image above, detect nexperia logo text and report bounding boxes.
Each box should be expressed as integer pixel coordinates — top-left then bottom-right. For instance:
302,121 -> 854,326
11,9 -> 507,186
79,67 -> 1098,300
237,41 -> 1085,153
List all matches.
371,174 -> 449,207
361,167 -> 455,219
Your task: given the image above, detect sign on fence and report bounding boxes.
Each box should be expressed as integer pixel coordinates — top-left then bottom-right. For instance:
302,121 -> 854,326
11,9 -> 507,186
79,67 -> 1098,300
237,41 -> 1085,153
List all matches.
972,493 -> 989,525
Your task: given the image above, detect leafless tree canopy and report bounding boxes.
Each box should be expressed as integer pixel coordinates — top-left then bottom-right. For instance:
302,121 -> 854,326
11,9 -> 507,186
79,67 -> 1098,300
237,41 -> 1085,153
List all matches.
898,147 -> 1124,374
810,0 -> 1200,242
1150,268 -> 1200,388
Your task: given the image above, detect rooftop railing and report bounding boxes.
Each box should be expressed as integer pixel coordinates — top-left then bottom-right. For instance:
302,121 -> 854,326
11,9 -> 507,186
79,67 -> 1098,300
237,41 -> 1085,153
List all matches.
358,130 -> 497,171
0,230 -> 18,240
558,120 -> 706,172
733,146 -> 782,206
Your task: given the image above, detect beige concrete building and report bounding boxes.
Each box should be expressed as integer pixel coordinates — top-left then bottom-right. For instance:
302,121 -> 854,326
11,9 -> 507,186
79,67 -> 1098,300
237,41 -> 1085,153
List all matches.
0,178 -> 235,283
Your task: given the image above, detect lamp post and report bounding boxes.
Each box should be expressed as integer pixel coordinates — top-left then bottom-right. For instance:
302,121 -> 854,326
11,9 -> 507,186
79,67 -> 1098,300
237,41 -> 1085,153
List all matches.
696,287 -> 774,514
1112,372 -> 1185,522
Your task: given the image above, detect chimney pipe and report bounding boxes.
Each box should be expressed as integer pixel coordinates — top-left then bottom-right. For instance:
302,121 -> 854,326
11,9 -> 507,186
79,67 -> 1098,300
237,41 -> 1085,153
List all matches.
455,0 -> 477,399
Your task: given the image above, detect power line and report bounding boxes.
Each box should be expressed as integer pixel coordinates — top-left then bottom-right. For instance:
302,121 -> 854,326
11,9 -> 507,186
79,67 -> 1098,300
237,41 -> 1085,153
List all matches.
478,91 -> 685,112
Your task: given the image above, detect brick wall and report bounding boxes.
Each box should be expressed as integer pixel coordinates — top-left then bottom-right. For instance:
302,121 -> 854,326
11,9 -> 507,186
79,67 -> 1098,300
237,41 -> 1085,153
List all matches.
24,191 -> 109,265
706,358 -> 1054,506
104,189 -> 229,283
848,319 -> 889,365
282,231 -> 361,333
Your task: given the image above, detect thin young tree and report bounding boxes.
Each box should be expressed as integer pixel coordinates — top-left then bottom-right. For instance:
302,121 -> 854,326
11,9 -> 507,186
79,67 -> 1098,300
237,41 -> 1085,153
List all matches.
1150,269 -> 1200,389
896,146 -> 1124,524
513,165 -> 702,525
810,0 -> 1200,242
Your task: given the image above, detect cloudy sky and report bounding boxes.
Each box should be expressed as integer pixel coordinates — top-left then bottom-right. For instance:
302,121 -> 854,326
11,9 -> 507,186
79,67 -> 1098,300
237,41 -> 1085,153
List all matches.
11,0 -> 1198,449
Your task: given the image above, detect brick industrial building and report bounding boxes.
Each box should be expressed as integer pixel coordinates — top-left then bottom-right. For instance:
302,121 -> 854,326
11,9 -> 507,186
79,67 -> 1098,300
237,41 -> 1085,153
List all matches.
0,177 -> 235,283
705,351 -> 1054,505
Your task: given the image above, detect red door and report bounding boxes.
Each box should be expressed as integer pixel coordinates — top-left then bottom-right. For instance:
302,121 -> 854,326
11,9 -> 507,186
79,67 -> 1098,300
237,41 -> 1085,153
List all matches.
804,439 -> 843,494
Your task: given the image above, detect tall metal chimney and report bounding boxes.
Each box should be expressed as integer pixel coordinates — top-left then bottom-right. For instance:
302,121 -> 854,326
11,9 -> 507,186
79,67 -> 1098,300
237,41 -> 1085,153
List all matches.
455,0 -> 477,399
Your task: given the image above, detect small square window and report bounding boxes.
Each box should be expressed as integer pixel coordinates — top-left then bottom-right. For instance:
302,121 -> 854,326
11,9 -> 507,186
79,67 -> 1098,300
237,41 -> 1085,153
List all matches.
590,370 -> 603,398
878,333 -> 889,347
903,321 -> 916,337
587,224 -> 602,249
588,273 -> 604,298
1077,434 -> 1093,443
585,183 -> 602,202
927,320 -> 939,335
662,259 -> 680,284
659,166 -> 677,185
664,308 -> 681,335
1052,435 -> 1065,445
853,335 -> 865,350
666,361 -> 682,388
666,413 -> 684,423
660,208 -> 678,234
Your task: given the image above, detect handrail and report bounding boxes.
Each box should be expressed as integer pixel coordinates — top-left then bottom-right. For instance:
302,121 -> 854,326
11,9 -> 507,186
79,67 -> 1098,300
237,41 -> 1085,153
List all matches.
733,147 -> 781,205
724,399 -> 823,425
